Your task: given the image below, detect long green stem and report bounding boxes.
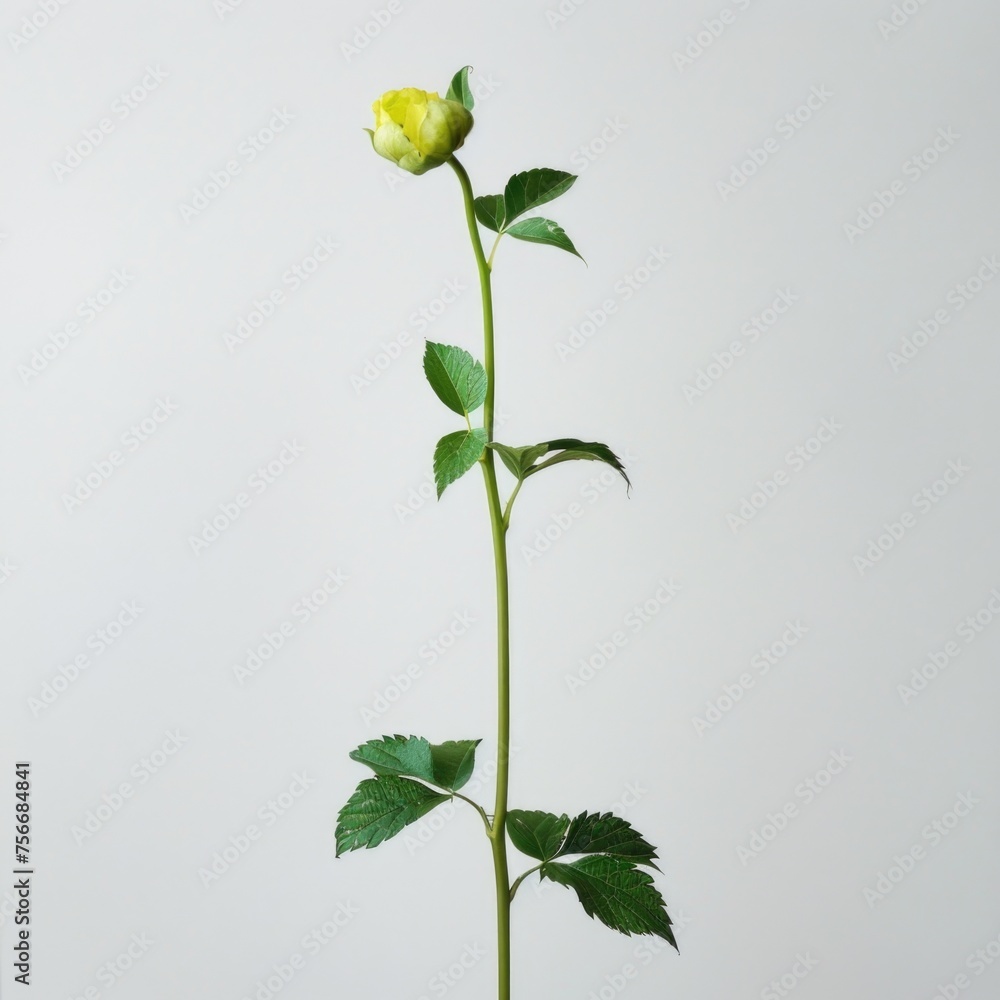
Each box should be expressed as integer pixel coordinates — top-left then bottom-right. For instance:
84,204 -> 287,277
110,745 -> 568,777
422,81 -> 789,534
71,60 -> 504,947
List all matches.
449,155 -> 512,1000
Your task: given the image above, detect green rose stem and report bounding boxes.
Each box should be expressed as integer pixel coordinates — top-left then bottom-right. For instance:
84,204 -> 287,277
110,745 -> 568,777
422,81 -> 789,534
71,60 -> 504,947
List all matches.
448,154 -> 512,1000
341,73 -> 675,999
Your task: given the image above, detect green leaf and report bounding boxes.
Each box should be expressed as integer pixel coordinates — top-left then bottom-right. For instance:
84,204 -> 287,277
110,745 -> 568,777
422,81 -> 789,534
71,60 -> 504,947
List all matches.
474,194 -> 505,233
335,776 -> 449,856
507,810 -> 570,861
423,342 -> 487,417
489,439 -> 630,492
506,217 -> 584,262
349,735 -> 482,791
502,168 -> 577,226
428,740 -> 481,791
445,65 -> 475,110
350,734 -> 435,782
488,442 -> 551,480
434,428 -> 488,498
559,812 -> 660,869
528,439 -> 631,492
541,855 -> 677,946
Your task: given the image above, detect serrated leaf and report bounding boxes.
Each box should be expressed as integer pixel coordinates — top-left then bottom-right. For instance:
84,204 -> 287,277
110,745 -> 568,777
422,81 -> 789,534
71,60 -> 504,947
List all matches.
445,65 -> 475,110
503,169 -> 577,226
423,342 -> 487,417
335,776 -> 449,856
528,438 -> 631,492
488,442 -> 551,480
559,812 -> 659,869
350,734 -> 435,782
506,217 -> 584,261
434,428 -> 488,498
428,740 -> 481,791
349,735 -> 482,792
541,856 -> 676,946
474,194 -> 505,233
507,810 -> 570,861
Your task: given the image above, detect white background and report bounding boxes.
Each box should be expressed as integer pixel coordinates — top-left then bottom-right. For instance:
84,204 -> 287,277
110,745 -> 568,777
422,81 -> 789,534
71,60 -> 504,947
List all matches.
3,1 -> 1000,998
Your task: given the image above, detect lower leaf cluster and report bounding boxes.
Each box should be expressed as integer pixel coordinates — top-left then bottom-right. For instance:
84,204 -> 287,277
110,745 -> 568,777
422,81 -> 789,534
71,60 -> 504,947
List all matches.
336,737 -> 676,948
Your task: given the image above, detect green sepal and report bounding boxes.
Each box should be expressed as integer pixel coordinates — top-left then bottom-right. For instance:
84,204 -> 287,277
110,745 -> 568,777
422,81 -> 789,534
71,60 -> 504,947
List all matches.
434,427 -> 488,498
540,855 -> 677,946
423,342 -> 487,417
506,217 -> 584,262
445,65 -> 475,110
335,775 -> 449,856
